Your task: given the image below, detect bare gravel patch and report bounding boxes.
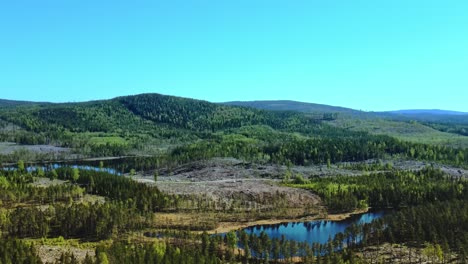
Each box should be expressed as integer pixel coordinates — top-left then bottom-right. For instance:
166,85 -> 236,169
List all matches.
133,158 -> 322,208
37,245 -> 94,264
32,177 -> 67,187
0,142 -> 70,155
360,243 -> 459,263
156,179 -> 320,208
132,157 -> 467,210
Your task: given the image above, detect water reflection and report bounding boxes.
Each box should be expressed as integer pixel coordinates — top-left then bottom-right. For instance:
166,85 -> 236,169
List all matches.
242,210 -> 387,245
0,156 -> 160,175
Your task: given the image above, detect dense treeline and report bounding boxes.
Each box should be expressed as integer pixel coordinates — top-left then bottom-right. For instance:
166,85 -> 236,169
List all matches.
0,129 -> 49,145
94,240 -> 223,264
425,122 -> 468,137
171,132 -> 468,167
0,101 -> 145,134
289,167 -> 468,212
0,239 -> 42,264
6,202 -> 142,240
381,200 -> 468,252
119,93 -> 324,132
0,169 -> 84,205
55,168 -> 174,213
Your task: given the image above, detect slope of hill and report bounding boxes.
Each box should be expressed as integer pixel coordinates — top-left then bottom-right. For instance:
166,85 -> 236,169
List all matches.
329,117 -> 468,148
224,100 -> 362,115
117,94 -> 322,131
0,93 -> 352,158
0,99 -> 39,108
0,94 -> 327,135
1,93 -> 468,162
225,100 -> 468,148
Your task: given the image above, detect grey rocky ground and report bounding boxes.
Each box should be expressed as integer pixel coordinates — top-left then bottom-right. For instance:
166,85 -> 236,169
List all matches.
0,142 -> 70,155
132,157 -> 467,210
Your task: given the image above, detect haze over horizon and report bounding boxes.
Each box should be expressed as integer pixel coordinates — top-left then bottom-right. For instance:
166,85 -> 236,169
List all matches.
1,1 -> 467,111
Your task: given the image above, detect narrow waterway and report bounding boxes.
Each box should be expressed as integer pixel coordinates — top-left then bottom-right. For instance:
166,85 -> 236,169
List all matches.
0,157 -> 155,175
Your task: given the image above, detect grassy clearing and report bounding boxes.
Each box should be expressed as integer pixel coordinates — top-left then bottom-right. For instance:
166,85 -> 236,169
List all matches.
88,136 -> 127,146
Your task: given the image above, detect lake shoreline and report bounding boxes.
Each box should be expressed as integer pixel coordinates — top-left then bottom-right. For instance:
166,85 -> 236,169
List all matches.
210,208 -> 370,234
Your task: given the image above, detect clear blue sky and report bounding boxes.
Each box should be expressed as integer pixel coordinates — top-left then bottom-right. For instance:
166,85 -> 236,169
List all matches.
1,1 -> 467,111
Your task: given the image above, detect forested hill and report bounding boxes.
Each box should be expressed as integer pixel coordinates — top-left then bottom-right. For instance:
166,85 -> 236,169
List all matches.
0,99 -> 39,108
116,94 -> 322,131
0,93 -> 328,134
1,94 -> 467,141
1,93 -> 468,168
0,93 -> 379,158
225,100 -> 468,146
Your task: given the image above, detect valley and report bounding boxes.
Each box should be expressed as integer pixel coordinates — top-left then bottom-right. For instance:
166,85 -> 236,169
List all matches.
1,94 -> 468,263
3,0 -> 468,262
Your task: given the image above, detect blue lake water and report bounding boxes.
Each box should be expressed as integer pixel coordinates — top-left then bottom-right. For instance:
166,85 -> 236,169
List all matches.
242,210 -> 387,245
2,163 -> 120,175
1,156 -> 163,175
0,157 -> 149,175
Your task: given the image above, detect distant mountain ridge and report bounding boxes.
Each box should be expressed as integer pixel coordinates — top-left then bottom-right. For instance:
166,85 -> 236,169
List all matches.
387,109 -> 468,116
0,99 -> 39,108
223,100 -> 362,115
1,97 -> 465,116
224,100 -> 468,118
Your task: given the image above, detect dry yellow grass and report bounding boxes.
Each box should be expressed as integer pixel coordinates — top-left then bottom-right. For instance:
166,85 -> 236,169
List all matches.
153,207 -> 368,234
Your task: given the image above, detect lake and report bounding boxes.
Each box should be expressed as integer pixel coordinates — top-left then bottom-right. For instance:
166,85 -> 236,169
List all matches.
242,210 -> 387,245
0,156 -> 160,175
